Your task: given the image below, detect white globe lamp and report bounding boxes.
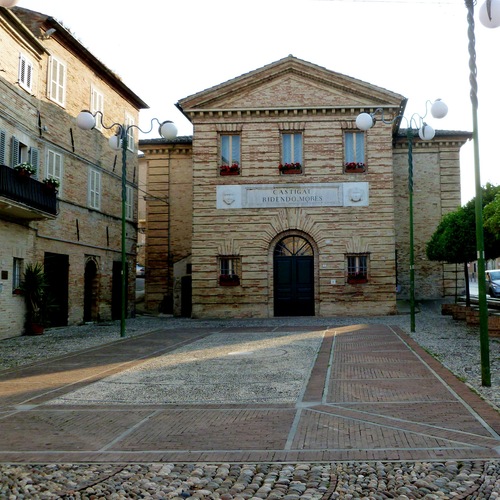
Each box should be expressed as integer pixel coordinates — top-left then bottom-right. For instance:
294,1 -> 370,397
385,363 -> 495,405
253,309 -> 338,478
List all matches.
0,0 -> 20,7
418,124 -> 435,141
479,0 -> 500,28
159,121 -> 178,140
76,111 -> 96,131
430,99 -> 448,119
355,113 -> 374,131
108,135 -> 121,151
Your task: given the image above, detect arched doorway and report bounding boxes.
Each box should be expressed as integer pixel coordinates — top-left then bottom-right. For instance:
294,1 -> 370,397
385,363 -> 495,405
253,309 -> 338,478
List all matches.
84,258 -> 98,323
274,235 -> 314,316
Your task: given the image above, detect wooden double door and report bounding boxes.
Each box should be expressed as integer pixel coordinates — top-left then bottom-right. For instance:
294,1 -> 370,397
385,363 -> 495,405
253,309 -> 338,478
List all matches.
274,236 -> 314,317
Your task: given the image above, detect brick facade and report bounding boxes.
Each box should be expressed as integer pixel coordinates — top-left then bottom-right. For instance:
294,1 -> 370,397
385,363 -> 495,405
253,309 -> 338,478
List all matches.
141,57 -> 470,318
0,7 -> 146,338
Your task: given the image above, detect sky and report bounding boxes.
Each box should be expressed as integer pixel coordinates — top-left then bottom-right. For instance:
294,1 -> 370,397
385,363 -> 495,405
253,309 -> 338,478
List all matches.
15,0 -> 500,204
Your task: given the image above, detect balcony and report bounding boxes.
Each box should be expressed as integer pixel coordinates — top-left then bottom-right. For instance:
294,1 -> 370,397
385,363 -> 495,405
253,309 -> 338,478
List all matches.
0,165 -> 58,220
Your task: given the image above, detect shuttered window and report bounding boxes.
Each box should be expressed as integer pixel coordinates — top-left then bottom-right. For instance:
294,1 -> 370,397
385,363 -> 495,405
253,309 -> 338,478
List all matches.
0,130 -> 6,165
19,54 -> 33,92
88,168 -> 101,210
47,150 -> 63,193
49,56 -> 66,106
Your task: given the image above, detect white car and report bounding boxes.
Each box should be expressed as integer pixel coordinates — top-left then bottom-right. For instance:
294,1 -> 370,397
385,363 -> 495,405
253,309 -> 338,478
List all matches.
485,269 -> 500,298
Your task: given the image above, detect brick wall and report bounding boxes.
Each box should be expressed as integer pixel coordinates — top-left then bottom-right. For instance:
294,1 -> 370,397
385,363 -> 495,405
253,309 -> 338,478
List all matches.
0,9 -> 143,337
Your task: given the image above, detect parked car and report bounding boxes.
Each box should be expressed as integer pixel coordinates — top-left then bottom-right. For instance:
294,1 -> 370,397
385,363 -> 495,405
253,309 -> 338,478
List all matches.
485,269 -> 500,297
136,264 -> 145,278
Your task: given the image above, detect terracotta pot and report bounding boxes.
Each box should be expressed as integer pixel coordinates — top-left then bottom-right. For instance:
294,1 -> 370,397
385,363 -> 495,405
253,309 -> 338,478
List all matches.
27,322 -> 44,335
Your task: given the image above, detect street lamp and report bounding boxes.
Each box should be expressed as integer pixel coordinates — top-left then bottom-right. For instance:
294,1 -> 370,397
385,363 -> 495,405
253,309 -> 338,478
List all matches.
77,110 -> 177,337
356,99 -> 448,333
463,0 -> 500,387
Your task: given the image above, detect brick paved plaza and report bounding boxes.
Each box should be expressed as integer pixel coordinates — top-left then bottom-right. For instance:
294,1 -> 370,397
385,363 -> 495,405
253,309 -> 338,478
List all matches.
0,323 -> 499,463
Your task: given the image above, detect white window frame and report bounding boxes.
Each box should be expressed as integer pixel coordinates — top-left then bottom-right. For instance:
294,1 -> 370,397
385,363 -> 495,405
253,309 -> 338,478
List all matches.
344,131 -> 365,165
49,56 -> 66,106
125,113 -> 135,152
125,185 -> 133,220
91,86 -> 104,131
47,150 -> 63,195
282,132 -> 303,165
18,53 -> 33,92
88,168 -> 101,210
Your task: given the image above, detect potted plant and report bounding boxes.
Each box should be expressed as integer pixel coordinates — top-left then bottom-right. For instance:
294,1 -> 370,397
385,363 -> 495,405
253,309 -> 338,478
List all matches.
14,162 -> 37,177
344,162 -> 366,173
19,262 -> 49,335
279,162 -> 302,174
42,177 -> 60,193
220,163 -> 240,176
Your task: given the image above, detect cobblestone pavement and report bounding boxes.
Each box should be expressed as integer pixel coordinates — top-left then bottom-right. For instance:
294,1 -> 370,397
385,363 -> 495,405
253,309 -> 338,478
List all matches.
0,310 -> 499,498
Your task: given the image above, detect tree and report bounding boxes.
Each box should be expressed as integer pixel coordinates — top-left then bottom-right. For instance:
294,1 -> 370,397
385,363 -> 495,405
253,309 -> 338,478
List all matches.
426,183 -> 500,305
426,208 -> 475,304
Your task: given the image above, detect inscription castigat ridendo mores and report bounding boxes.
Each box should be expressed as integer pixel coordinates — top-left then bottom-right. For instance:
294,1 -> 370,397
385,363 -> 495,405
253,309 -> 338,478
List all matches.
216,183 -> 369,210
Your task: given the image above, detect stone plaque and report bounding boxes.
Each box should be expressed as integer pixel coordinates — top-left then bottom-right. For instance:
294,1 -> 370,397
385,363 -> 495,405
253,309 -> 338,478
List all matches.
216,183 -> 369,209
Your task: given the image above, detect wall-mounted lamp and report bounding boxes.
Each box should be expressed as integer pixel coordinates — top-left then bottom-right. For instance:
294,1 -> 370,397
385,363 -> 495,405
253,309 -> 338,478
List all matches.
39,28 -> 56,40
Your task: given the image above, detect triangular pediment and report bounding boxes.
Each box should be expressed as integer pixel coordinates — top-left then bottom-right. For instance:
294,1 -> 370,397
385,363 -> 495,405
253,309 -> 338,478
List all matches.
177,55 -> 405,113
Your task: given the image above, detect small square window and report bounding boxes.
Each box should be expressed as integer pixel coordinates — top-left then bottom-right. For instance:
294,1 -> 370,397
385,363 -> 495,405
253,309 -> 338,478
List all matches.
347,254 -> 368,284
219,256 -> 240,286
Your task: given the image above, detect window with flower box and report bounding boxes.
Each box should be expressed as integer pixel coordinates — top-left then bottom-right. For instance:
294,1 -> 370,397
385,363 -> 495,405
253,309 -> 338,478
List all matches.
281,132 -> 303,174
220,134 -> 240,175
219,256 -> 240,286
346,254 -> 368,284
47,149 -> 63,195
344,131 -> 366,173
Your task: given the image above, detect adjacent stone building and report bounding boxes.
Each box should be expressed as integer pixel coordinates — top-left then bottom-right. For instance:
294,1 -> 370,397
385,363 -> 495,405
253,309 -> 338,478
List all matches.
0,7 -> 146,338
140,56 -> 470,318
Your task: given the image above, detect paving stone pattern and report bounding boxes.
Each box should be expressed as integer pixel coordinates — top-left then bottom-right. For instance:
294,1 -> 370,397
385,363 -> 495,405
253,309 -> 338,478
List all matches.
0,320 -> 499,497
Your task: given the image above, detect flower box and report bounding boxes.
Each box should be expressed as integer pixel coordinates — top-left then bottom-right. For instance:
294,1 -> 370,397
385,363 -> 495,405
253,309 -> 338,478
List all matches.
345,162 -> 366,173
347,275 -> 368,284
219,274 -> 240,286
279,162 -> 302,174
220,164 -> 240,176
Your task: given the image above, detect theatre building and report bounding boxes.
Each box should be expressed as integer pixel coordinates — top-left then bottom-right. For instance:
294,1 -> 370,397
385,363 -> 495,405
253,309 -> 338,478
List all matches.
139,56 -> 470,318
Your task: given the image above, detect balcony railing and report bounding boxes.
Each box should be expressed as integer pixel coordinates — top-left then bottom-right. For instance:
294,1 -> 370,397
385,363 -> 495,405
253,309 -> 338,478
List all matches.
0,164 -> 57,219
